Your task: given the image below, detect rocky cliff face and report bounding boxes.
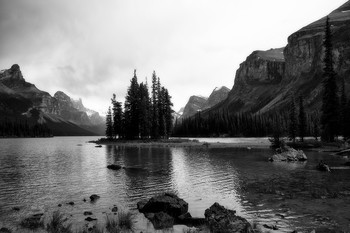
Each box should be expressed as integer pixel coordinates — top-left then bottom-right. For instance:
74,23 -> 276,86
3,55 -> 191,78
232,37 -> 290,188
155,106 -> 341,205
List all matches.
214,1 -> 350,115
180,86 -> 230,119
0,64 -> 104,135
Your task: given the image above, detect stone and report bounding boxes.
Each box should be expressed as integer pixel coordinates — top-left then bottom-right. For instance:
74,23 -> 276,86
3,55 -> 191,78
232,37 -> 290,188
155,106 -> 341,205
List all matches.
107,164 -> 122,170
12,207 -> 20,211
146,212 -> 174,230
90,194 -> 100,202
85,217 -> 97,222
138,193 -> 188,218
270,147 -> 307,162
84,211 -> 93,216
263,224 -> 279,230
137,200 -> 147,210
67,202 -> 74,205
58,204 -> 62,207
111,206 -> 118,212
204,202 -> 253,233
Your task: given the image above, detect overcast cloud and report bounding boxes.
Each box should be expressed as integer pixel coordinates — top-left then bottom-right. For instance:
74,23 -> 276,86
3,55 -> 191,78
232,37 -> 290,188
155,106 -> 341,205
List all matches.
0,0 -> 346,113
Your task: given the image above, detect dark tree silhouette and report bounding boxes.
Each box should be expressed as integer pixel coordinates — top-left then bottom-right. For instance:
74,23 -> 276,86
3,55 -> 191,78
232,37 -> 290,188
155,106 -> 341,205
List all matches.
298,96 -> 306,142
139,82 -> 151,139
105,106 -> 113,139
124,70 -> 140,139
151,71 -> 160,139
321,16 -> 339,142
288,96 -> 297,142
111,94 -> 123,139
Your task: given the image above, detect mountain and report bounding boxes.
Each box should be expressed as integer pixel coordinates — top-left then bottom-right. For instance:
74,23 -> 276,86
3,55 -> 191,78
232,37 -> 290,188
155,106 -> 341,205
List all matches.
180,86 -> 230,119
0,64 -> 105,136
210,1 -> 350,115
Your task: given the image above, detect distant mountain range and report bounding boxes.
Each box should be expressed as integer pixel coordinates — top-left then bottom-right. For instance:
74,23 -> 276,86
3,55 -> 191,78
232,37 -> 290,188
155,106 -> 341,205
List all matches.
0,64 -> 104,136
191,1 -> 350,118
179,86 -> 230,119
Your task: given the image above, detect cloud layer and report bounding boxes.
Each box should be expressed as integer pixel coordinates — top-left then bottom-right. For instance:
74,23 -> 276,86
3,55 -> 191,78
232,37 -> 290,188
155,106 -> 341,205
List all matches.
0,0 -> 346,113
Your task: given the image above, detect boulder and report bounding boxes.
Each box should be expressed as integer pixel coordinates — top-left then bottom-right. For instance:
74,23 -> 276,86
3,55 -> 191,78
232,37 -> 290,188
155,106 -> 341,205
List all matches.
107,164 -> 122,170
138,193 -> 188,218
145,212 -> 174,230
111,206 -> 118,212
270,147 -> 307,162
85,217 -> 97,222
90,194 -> 100,202
204,202 -> 253,233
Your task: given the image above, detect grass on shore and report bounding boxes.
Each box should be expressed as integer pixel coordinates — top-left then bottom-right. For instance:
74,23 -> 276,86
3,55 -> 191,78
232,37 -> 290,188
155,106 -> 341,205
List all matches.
17,210 -> 135,233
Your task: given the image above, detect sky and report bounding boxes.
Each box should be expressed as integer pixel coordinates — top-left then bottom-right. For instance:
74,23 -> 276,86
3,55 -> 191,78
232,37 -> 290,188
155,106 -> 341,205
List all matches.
0,0 -> 347,114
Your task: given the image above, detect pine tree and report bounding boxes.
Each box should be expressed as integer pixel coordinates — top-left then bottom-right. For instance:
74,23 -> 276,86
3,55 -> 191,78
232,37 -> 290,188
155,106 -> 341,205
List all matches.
164,88 -> 173,138
105,106 -> 113,139
158,84 -> 166,138
321,16 -> 339,142
345,101 -> 350,140
340,78 -> 347,138
298,96 -> 306,142
124,69 -> 140,139
151,71 -> 160,139
288,96 -> 297,142
111,94 -> 123,139
139,82 -> 151,139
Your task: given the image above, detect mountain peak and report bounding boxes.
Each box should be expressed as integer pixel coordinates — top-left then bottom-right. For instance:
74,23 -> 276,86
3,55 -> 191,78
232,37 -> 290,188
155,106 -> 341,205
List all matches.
0,64 -> 24,81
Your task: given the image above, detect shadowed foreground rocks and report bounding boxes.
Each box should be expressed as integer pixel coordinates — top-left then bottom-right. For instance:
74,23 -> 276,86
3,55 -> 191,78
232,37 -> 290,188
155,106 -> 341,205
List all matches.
204,202 -> 253,233
137,193 -> 252,231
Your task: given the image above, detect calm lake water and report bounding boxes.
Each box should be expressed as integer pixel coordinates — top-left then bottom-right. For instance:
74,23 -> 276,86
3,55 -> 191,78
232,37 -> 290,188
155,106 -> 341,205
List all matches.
0,137 -> 349,232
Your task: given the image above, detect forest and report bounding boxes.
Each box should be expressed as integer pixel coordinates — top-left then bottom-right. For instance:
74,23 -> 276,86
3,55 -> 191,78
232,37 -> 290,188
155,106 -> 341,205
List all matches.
105,70 -> 173,140
0,120 -> 52,138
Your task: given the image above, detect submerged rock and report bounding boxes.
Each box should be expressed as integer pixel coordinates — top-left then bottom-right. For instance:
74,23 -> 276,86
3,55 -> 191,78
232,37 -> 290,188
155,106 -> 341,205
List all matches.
84,211 -> 93,216
90,194 -> 100,202
270,147 -> 307,162
204,202 -> 253,233
107,164 -> 122,170
85,217 -> 97,222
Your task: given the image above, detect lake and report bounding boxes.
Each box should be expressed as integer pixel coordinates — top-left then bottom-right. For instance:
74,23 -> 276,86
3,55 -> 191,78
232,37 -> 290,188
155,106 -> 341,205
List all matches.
0,137 -> 349,232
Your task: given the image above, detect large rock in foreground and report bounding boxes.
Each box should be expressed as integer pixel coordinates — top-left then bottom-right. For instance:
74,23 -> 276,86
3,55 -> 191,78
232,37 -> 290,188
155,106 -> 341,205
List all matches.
204,203 -> 253,233
137,193 -> 189,229
138,193 -> 188,218
270,147 -> 307,162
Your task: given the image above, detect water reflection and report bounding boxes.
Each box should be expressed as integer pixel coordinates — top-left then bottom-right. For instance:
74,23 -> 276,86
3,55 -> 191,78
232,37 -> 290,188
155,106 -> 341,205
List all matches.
1,138 -> 349,232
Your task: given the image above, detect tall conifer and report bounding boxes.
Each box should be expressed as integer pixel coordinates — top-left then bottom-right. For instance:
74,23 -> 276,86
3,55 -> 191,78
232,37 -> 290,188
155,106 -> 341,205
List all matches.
321,16 -> 339,142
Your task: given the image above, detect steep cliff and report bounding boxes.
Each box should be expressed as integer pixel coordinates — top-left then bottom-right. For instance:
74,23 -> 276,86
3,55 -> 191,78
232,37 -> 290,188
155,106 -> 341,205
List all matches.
213,1 -> 350,115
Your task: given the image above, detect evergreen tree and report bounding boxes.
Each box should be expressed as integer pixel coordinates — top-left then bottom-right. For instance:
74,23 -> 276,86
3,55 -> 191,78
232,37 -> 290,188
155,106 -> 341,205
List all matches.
105,106 -> 113,139
151,71 -> 160,139
111,94 -> 123,139
321,16 -> 339,142
345,101 -> 350,140
288,96 -> 297,142
124,69 -> 140,139
164,88 -> 173,138
139,82 -> 151,139
298,96 -> 306,142
340,78 -> 347,138
158,84 -> 166,138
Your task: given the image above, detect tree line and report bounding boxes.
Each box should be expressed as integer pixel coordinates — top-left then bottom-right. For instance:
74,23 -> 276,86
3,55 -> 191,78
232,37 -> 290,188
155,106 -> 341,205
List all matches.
105,70 -> 173,140
174,16 -> 350,142
0,120 -> 52,137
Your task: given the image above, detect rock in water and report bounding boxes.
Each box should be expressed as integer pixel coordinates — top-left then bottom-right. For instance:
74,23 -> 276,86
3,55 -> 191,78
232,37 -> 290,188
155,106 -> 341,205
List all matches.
317,161 -> 331,172
107,164 -> 122,170
146,212 -> 174,230
204,202 -> 253,233
90,194 -> 100,202
137,193 -> 189,229
270,147 -> 307,162
138,193 -> 188,218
